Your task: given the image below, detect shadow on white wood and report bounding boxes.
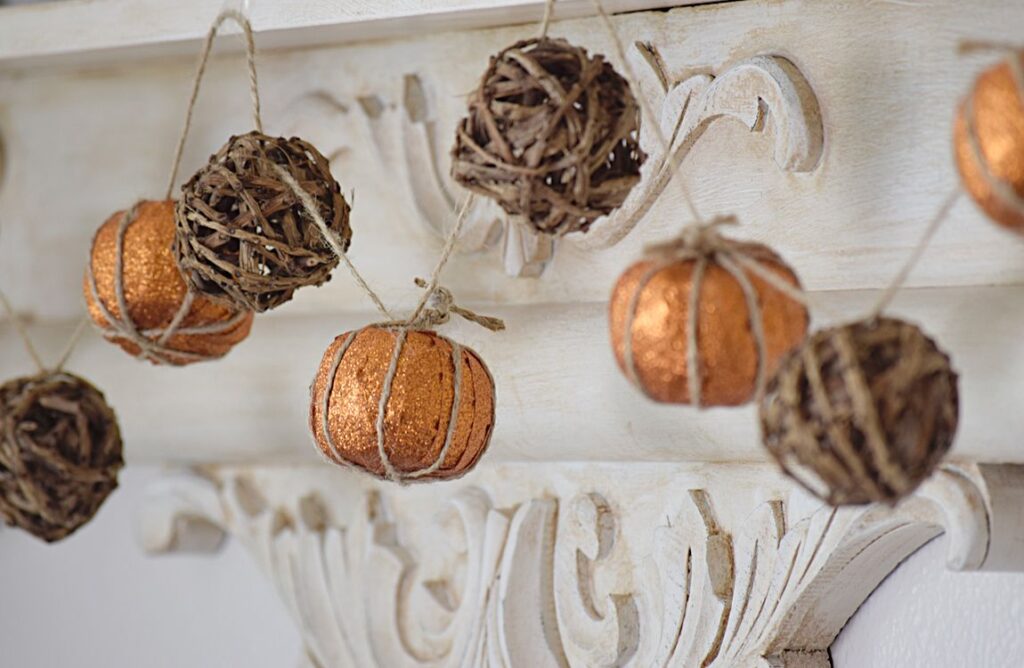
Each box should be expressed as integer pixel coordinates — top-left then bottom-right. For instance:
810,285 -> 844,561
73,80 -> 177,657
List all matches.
139,463 -> 1024,667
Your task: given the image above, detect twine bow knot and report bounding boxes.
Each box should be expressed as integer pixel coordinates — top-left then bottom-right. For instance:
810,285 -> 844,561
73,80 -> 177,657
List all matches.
405,278 -> 506,332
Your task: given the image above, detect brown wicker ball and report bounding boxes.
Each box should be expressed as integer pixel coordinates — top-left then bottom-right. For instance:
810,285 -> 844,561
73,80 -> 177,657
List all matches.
760,317 -> 959,506
310,326 -> 495,483
452,37 -> 645,236
174,131 -> 352,312
0,372 -> 123,542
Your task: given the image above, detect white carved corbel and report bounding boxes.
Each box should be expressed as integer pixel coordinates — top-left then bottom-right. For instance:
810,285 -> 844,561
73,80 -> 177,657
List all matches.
140,462 -> 1024,667
279,43 -> 823,279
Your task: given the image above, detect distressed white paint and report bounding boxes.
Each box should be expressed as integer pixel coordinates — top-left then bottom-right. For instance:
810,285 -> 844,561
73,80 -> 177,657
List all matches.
141,462 -> 1024,667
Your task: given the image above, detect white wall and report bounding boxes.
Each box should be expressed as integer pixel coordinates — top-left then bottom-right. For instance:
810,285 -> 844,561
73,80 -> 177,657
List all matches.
0,466 -> 300,668
832,536 -> 1024,667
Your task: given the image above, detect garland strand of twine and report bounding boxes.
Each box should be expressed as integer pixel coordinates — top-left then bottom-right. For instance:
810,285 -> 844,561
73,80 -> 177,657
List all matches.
165,9 -> 263,200
586,0 -> 815,405
0,287 -> 90,373
865,40 -> 1023,318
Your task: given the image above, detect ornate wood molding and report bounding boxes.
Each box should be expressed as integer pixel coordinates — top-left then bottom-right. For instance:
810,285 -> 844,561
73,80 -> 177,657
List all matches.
139,462 -> 1024,667
283,49 -> 823,279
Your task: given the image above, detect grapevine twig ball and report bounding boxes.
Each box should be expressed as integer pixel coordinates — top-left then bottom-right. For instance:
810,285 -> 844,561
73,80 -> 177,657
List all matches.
310,325 -> 495,483
760,317 -> 959,506
0,371 -> 123,542
174,131 -> 352,312
84,200 -> 254,365
609,220 -> 808,406
452,37 -> 646,236
954,50 -> 1024,231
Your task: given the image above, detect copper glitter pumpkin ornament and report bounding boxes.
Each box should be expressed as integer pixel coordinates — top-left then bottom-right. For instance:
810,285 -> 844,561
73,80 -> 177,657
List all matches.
0,371 -> 123,542
174,131 -> 352,312
310,326 -> 495,483
609,223 -> 809,406
954,50 -> 1024,231
84,200 -> 253,365
760,317 -> 959,506
452,37 -> 645,236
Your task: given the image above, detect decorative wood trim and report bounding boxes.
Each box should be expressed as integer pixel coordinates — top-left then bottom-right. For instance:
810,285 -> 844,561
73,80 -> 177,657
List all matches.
308,51 -> 824,277
140,462 -> 1024,667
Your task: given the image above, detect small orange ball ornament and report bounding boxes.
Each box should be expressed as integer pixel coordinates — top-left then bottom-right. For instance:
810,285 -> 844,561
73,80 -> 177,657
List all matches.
609,226 -> 808,406
954,51 -> 1024,231
310,325 -> 495,483
84,200 -> 254,365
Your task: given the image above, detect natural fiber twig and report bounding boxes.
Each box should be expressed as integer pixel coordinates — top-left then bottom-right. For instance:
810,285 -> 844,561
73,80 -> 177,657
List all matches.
174,132 -> 352,312
760,317 -> 959,506
0,371 -> 123,542
452,37 -> 645,236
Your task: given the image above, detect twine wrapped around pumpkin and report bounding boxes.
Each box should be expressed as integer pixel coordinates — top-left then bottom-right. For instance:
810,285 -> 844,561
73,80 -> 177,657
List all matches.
609,218 -> 809,406
84,200 -> 254,365
452,37 -> 645,236
954,49 -> 1024,231
0,371 -> 123,542
174,131 -> 351,312
310,282 -> 503,484
760,317 -> 959,506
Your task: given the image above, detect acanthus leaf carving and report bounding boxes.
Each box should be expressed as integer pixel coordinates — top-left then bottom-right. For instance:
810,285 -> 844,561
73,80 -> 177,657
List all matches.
141,463 -> 1024,667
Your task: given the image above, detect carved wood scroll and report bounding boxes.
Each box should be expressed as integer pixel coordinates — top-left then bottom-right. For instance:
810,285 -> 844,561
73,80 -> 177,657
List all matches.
284,47 -> 823,278
140,463 -> 1024,668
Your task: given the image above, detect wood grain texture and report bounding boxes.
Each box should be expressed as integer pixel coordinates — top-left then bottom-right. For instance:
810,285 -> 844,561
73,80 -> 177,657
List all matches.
0,282 -> 1020,465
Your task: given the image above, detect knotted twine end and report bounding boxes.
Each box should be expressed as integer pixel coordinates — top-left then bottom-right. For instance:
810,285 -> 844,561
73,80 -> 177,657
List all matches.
405,278 -> 506,332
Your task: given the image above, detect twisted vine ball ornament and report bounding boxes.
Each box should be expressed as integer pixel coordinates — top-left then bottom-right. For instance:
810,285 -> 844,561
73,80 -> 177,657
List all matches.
452,37 -> 646,236
310,325 -> 496,483
760,317 -> 959,506
85,200 -> 253,365
954,49 -> 1024,231
0,371 -> 123,542
609,222 -> 808,406
174,131 -> 352,312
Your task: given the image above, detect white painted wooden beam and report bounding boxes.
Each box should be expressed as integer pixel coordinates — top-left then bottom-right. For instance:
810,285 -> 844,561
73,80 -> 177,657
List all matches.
0,0 -> 723,70
2,282 -> 1021,466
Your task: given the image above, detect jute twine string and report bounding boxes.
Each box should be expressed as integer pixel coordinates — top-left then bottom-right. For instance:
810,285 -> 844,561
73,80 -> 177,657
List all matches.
538,0 -> 556,39
165,9 -> 262,200
84,203 -> 251,364
0,288 -> 89,374
869,42 -> 1024,317
0,289 -> 45,373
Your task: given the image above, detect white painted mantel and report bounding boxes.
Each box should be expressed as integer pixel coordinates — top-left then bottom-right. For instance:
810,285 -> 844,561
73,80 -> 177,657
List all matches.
2,0 -> 1024,666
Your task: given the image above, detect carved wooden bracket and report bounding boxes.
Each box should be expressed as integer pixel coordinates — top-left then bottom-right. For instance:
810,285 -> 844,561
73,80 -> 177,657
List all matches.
283,47 -> 822,279
139,463 -> 1024,667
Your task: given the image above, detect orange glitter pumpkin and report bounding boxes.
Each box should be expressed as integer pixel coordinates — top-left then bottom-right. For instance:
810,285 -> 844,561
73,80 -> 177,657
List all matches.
84,200 -> 254,365
609,232 -> 808,406
954,51 -> 1024,231
310,326 -> 495,482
